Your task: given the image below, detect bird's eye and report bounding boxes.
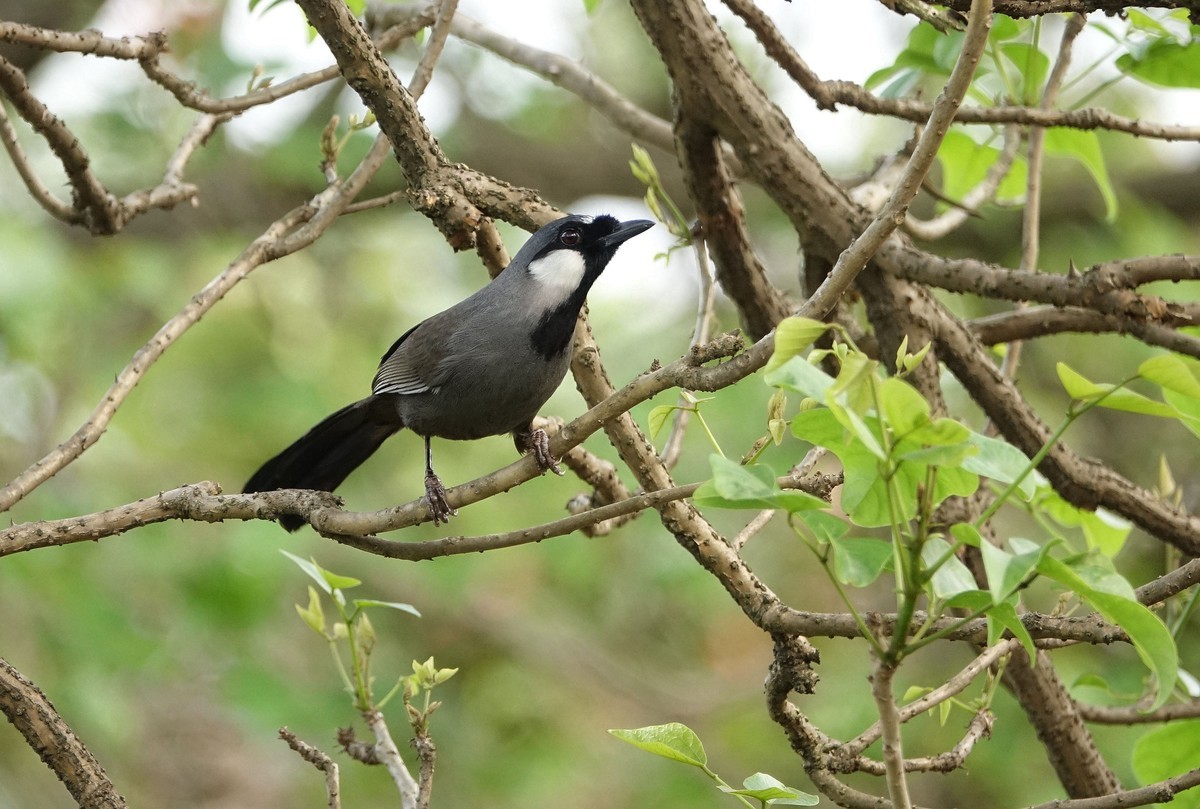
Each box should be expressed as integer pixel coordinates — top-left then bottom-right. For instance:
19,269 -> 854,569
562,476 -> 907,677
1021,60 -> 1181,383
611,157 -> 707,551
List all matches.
559,228 -> 582,247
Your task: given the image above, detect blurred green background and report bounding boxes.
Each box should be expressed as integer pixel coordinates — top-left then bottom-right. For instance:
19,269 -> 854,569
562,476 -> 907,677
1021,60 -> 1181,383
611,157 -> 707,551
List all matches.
2,1 -> 1200,807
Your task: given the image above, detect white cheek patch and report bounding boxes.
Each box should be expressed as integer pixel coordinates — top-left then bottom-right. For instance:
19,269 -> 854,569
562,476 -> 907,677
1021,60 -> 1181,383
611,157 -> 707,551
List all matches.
528,250 -> 586,298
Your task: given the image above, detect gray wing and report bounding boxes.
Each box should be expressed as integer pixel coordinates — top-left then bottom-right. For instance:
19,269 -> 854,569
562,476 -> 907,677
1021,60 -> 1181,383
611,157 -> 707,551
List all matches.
371,277 -> 518,397
372,321 -> 439,395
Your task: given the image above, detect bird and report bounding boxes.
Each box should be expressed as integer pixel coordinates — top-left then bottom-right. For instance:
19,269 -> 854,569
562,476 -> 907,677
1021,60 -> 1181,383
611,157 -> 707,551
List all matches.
244,213 -> 654,530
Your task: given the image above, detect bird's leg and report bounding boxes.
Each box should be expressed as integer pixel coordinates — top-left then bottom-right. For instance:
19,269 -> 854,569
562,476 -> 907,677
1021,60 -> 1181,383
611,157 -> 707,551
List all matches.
423,435 -> 455,525
516,425 -> 564,476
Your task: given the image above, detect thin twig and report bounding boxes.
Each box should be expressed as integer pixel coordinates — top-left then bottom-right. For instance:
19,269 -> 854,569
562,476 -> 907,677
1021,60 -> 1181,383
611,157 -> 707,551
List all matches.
1024,767 -> 1200,809
661,235 -> 719,470
1076,700 -> 1200,725
0,99 -> 78,221
279,727 -> 341,809
0,54 -> 120,232
1001,13 -> 1086,385
407,0 -> 458,99
848,710 -> 994,775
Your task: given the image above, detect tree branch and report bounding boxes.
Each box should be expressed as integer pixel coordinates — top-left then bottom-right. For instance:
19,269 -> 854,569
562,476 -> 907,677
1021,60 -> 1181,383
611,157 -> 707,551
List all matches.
0,657 -> 127,809
0,135 -> 394,514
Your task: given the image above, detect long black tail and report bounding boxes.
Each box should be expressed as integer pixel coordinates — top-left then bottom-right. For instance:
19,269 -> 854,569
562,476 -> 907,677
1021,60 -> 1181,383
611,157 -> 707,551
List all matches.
244,395 -> 403,531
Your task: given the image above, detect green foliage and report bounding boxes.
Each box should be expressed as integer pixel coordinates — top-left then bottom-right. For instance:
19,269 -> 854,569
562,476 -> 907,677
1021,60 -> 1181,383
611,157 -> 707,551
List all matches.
401,656 -> 459,734
934,131 -> 1028,205
4,3 -> 1200,806
693,455 -> 827,513
692,325 -> 1185,710
1132,721 -> 1200,809
1038,556 -> 1177,710
871,14 -> 1133,220
283,550 -> 421,712
649,390 -> 724,455
610,723 -> 818,807
1115,10 -> 1200,88
630,144 -> 691,248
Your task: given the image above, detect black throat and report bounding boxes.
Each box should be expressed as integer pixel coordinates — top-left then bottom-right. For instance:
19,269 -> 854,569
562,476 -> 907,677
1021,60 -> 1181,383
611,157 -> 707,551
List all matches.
530,287 -> 588,361
529,258 -> 606,361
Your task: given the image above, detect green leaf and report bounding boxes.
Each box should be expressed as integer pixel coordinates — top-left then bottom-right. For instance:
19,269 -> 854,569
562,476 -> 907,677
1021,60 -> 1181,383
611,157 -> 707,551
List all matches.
281,549 -> 328,593
697,455 -> 827,512
922,537 -> 978,599
1139,354 -> 1200,399
945,589 -> 992,611
989,14 -> 1022,41
842,470 -> 898,527
712,455 -> 777,500
999,42 -> 1049,101
1164,387 -> 1200,440
830,537 -> 894,587
907,417 -> 972,447
1126,8 -> 1173,34
1132,721 -> 1200,809
1056,361 -> 1107,399
296,586 -> 326,635
1048,495 -> 1126,551
980,539 -> 1041,603
878,376 -> 931,437
986,599 -> 1037,660
950,522 -> 983,548
871,67 -> 926,99
795,510 -> 850,544
1057,363 -> 1179,416
648,404 -> 677,439
789,407 -> 892,525
890,22 -> 950,76
609,723 -> 707,768
932,464 -> 981,503
827,400 -> 886,460
766,317 -> 830,373
321,568 -> 361,591
790,405 -> 846,448
829,351 -> 877,405
719,772 -> 820,805
1080,509 -> 1133,557
936,130 -> 1027,205
961,432 -> 1037,498
279,550 -> 362,594
766,355 -> 835,399
1038,556 -> 1178,710
1117,37 -> 1200,89
352,599 -> 422,618
895,442 -> 973,468
1043,129 -> 1117,222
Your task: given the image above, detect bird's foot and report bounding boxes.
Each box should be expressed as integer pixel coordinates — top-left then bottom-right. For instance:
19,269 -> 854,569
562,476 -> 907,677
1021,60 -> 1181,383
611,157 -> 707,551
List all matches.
424,470 -> 456,525
528,428 -> 564,477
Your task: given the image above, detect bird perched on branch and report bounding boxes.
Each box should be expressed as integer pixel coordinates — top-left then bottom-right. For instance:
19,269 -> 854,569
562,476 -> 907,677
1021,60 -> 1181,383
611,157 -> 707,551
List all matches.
244,214 -> 654,530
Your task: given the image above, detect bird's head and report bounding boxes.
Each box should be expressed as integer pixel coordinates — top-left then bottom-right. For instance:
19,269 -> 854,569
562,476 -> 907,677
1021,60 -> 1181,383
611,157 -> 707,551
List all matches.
516,214 -> 654,299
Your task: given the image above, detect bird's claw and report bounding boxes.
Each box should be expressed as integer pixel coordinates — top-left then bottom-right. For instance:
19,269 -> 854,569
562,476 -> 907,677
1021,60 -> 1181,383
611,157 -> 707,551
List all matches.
529,428 -> 564,476
424,470 -> 456,525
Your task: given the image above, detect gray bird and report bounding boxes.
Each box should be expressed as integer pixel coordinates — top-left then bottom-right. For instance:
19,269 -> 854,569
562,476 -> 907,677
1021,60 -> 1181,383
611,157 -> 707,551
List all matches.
244,214 -> 654,530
